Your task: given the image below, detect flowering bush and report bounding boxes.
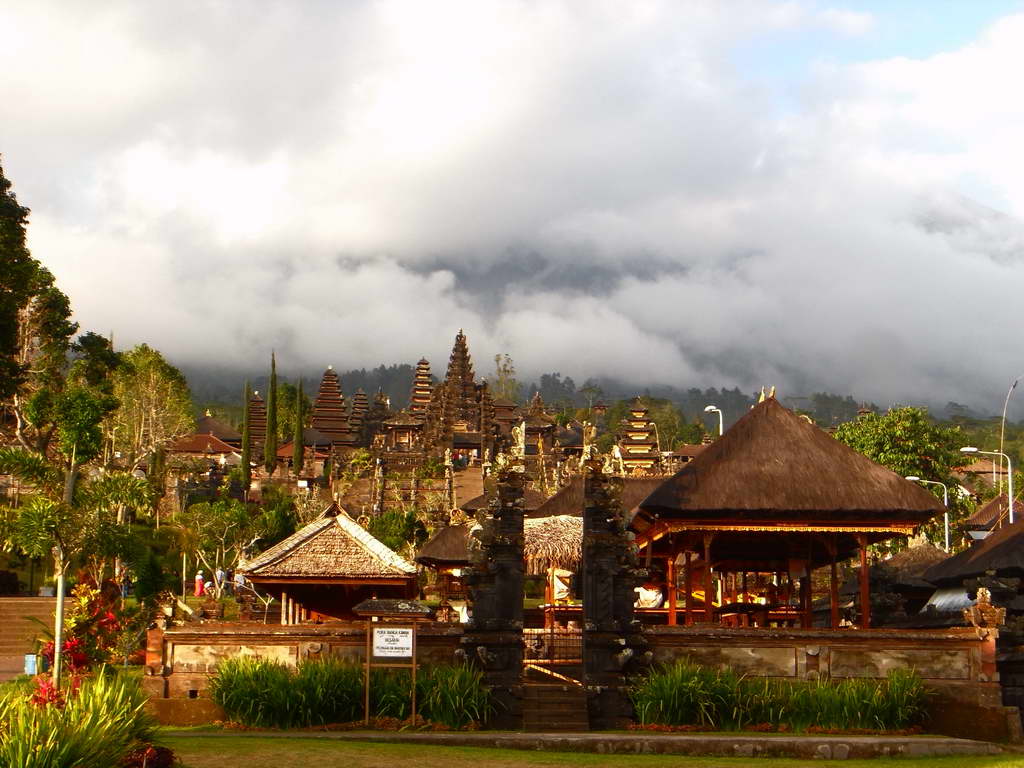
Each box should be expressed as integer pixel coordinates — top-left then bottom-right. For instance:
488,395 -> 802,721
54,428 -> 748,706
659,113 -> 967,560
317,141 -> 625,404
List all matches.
38,582 -> 123,672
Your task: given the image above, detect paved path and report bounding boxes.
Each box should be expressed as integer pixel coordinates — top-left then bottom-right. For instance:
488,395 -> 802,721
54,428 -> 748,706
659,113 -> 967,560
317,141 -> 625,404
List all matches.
166,729 -> 1005,760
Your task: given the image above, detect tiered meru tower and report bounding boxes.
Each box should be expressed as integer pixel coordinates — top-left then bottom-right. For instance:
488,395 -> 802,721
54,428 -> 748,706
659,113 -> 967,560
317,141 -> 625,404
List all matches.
409,358 -> 433,416
311,367 -> 349,444
247,391 -> 267,461
617,398 -> 661,474
424,330 -> 494,452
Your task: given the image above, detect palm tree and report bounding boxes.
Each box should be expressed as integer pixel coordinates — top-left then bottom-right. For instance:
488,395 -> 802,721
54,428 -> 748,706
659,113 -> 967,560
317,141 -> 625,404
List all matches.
0,447 -> 150,684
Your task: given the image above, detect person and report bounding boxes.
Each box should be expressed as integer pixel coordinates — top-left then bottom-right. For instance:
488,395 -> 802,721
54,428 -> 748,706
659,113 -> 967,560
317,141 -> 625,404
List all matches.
194,570 -> 205,597
234,570 -> 246,592
215,567 -> 226,593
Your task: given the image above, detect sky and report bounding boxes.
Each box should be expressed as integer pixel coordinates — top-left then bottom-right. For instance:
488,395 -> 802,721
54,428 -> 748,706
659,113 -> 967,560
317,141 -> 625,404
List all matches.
3,1 -> 1024,414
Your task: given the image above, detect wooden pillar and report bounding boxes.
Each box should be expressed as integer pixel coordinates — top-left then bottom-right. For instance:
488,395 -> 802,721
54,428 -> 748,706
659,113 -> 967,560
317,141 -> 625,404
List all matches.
703,534 -> 714,623
544,567 -> 554,630
857,534 -> 871,629
684,551 -> 693,626
667,555 -> 677,626
742,571 -> 749,603
800,575 -> 811,629
829,544 -> 840,630
281,590 -> 288,625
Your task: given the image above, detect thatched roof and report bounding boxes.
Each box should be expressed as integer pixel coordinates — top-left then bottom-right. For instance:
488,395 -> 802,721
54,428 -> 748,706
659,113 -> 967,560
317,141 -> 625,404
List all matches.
924,520 -> 1024,586
242,503 -> 416,580
524,515 -> 582,569
637,398 -> 943,528
414,516 -> 584,571
415,524 -> 471,567
532,476 -> 665,519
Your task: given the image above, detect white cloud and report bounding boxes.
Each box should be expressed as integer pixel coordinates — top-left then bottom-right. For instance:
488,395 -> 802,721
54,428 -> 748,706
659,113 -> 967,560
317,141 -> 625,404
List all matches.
3,2 -> 1024,413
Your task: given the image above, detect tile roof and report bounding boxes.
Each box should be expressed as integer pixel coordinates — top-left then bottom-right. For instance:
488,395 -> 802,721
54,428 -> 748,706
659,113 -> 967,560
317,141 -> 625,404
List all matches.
168,432 -> 239,455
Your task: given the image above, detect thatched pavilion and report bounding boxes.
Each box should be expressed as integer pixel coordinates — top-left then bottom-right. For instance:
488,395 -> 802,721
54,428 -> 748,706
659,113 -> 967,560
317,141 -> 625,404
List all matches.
240,503 -> 417,622
633,397 -> 944,629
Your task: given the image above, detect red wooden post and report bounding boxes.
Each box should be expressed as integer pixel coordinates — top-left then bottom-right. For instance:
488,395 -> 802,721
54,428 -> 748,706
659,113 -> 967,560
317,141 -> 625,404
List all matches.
703,534 -> 714,623
667,555 -> 677,626
684,550 -> 693,626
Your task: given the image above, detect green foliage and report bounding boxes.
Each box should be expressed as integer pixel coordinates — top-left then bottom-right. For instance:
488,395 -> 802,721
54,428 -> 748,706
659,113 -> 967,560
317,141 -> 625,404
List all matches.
241,381 -> 252,492
0,669 -> 157,767
53,385 -> 116,466
109,344 -> 193,467
489,353 -> 521,402
292,379 -> 305,474
210,656 -> 490,729
416,664 -> 491,728
366,509 -> 427,554
834,407 -> 971,548
630,661 -> 927,732
264,353 -> 278,475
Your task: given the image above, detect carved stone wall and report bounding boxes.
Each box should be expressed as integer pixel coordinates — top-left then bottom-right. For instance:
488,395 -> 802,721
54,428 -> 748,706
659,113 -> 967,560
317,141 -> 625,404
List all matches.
580,461 -> 650,729
458,461 -> 526,728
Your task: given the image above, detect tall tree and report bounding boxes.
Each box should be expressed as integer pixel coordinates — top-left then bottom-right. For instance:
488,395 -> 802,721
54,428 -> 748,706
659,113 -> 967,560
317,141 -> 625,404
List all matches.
240,381 -> 252,492
264,352 -> 278,474
0,158 -> 39,400
292,378 -> 304,476
108,344 -> 193,468
489,353 -> 521,402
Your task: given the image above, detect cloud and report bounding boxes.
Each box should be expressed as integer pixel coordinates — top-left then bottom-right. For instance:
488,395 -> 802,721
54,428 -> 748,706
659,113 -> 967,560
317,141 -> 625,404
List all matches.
2,2 -> 1024,414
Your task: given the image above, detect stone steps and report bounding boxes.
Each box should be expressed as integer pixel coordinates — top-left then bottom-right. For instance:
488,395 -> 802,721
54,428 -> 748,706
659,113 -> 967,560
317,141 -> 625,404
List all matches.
522,683 -> 589,732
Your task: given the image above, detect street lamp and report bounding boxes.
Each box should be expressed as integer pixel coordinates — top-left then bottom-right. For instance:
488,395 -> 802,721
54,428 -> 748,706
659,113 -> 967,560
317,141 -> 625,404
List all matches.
704,405 -> 723,437
905,476 -> 950,552
999,373 -> 1024,492
961,447 -> 1014,525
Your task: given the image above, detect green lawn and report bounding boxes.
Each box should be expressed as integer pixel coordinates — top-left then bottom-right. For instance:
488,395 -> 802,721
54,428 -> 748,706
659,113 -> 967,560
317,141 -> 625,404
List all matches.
164,735 -> 1024,768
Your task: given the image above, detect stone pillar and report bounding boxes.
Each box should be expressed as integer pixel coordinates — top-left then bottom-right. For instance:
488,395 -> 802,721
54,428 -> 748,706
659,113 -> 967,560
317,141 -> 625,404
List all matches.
457,460 -> 526,729
580,460 -> 650,730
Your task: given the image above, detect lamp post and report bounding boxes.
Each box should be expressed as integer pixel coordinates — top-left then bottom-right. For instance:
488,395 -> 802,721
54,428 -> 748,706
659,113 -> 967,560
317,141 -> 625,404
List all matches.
1000,373 -> 1024,493
961,447 -> 1014,525
704,405 -> 723,437
905,476 -> 950,552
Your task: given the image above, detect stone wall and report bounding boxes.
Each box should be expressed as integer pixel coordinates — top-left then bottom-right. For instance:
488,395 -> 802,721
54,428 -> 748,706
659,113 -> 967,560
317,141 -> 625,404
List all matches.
143,622 -> 462,700
646,625 -> 1021,743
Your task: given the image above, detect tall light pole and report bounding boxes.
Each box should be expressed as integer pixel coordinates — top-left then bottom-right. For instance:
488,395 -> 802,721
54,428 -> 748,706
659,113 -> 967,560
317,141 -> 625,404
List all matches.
704,405 -> 723,437
906,476 -> 950,552
962,447 -> 1014,525
1000,373 -> 1024,493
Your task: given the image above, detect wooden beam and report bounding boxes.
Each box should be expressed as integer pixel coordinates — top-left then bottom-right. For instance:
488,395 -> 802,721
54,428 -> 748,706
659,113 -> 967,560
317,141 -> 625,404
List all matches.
667,555 -> 677,626
684,550 -> 693,626
703,534 -> 714,623
280,590 -> 288,626
857,533 -> 871,629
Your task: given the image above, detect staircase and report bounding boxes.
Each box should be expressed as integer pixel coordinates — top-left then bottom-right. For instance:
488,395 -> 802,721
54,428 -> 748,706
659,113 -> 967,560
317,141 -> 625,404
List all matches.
0,597 -> 60,681
522,683 -> 589,732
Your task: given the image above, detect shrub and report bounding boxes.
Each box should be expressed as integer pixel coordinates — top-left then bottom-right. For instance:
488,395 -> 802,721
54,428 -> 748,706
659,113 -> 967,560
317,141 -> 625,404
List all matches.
417,664 -> 491,728
210,656 -> 491,728
630,661 -> 927,732
0,669 -> 158,768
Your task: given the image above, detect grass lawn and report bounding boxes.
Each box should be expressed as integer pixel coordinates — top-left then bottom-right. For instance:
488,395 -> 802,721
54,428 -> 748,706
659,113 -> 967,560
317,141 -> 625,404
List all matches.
163,734 -> 1024,768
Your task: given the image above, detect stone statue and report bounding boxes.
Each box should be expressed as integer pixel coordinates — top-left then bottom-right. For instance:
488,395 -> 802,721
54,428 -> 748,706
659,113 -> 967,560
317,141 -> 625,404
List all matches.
512,421 -> 526,458
964,587 -> 1006,639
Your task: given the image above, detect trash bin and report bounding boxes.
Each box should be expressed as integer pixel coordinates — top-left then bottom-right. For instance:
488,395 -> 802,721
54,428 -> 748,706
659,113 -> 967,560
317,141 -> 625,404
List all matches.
24,654 -> 37,676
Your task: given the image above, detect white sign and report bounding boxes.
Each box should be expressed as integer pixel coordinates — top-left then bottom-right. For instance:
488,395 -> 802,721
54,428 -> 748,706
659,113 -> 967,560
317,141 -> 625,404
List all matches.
373,627 -> 413,658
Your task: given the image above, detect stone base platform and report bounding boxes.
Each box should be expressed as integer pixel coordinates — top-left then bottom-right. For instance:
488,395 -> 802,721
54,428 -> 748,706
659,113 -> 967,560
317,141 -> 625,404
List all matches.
167,730 -> 1005,760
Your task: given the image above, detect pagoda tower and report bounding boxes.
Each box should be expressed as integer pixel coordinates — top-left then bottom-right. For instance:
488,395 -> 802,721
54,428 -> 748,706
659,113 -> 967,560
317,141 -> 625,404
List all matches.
617,397 -> 660,474
425,330 -> 484,449
247,390 -> 267,462
349,389 -> 370,443
311,367 -> 349,444
408,358 -> 433,416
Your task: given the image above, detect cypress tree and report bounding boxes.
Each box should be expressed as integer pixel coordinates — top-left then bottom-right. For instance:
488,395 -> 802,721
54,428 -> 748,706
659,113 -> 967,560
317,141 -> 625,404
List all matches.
264,352 -> 278,475
241,381 -> 252,491
292,378 -> 304,476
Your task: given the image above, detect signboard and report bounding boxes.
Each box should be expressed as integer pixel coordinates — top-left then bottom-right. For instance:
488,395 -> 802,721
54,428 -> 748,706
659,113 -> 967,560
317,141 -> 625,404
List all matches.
373,627 -> 413,658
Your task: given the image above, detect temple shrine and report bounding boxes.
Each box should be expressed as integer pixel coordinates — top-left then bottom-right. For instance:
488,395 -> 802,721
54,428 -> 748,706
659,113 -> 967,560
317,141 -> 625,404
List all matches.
616,398 -> 661,474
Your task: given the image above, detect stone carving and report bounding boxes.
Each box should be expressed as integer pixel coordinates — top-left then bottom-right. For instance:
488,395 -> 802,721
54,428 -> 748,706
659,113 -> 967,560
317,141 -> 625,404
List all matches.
512,421 -> 526,458
580,460 -> 650,729
459,461 -> 526,729
964,587 -> 1007,639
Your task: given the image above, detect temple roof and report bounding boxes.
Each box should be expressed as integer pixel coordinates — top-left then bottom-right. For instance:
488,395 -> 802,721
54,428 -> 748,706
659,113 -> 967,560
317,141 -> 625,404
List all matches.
195,413 -> 242,442
415,516 -> 583,570
924,520 -> 1024,585
962,493 -> 1013,531
638,398 -> 943,525
168,432 -> 239,455
532,476 -> 664,519
415,524 -> 471,567
241,504 -> 416,580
